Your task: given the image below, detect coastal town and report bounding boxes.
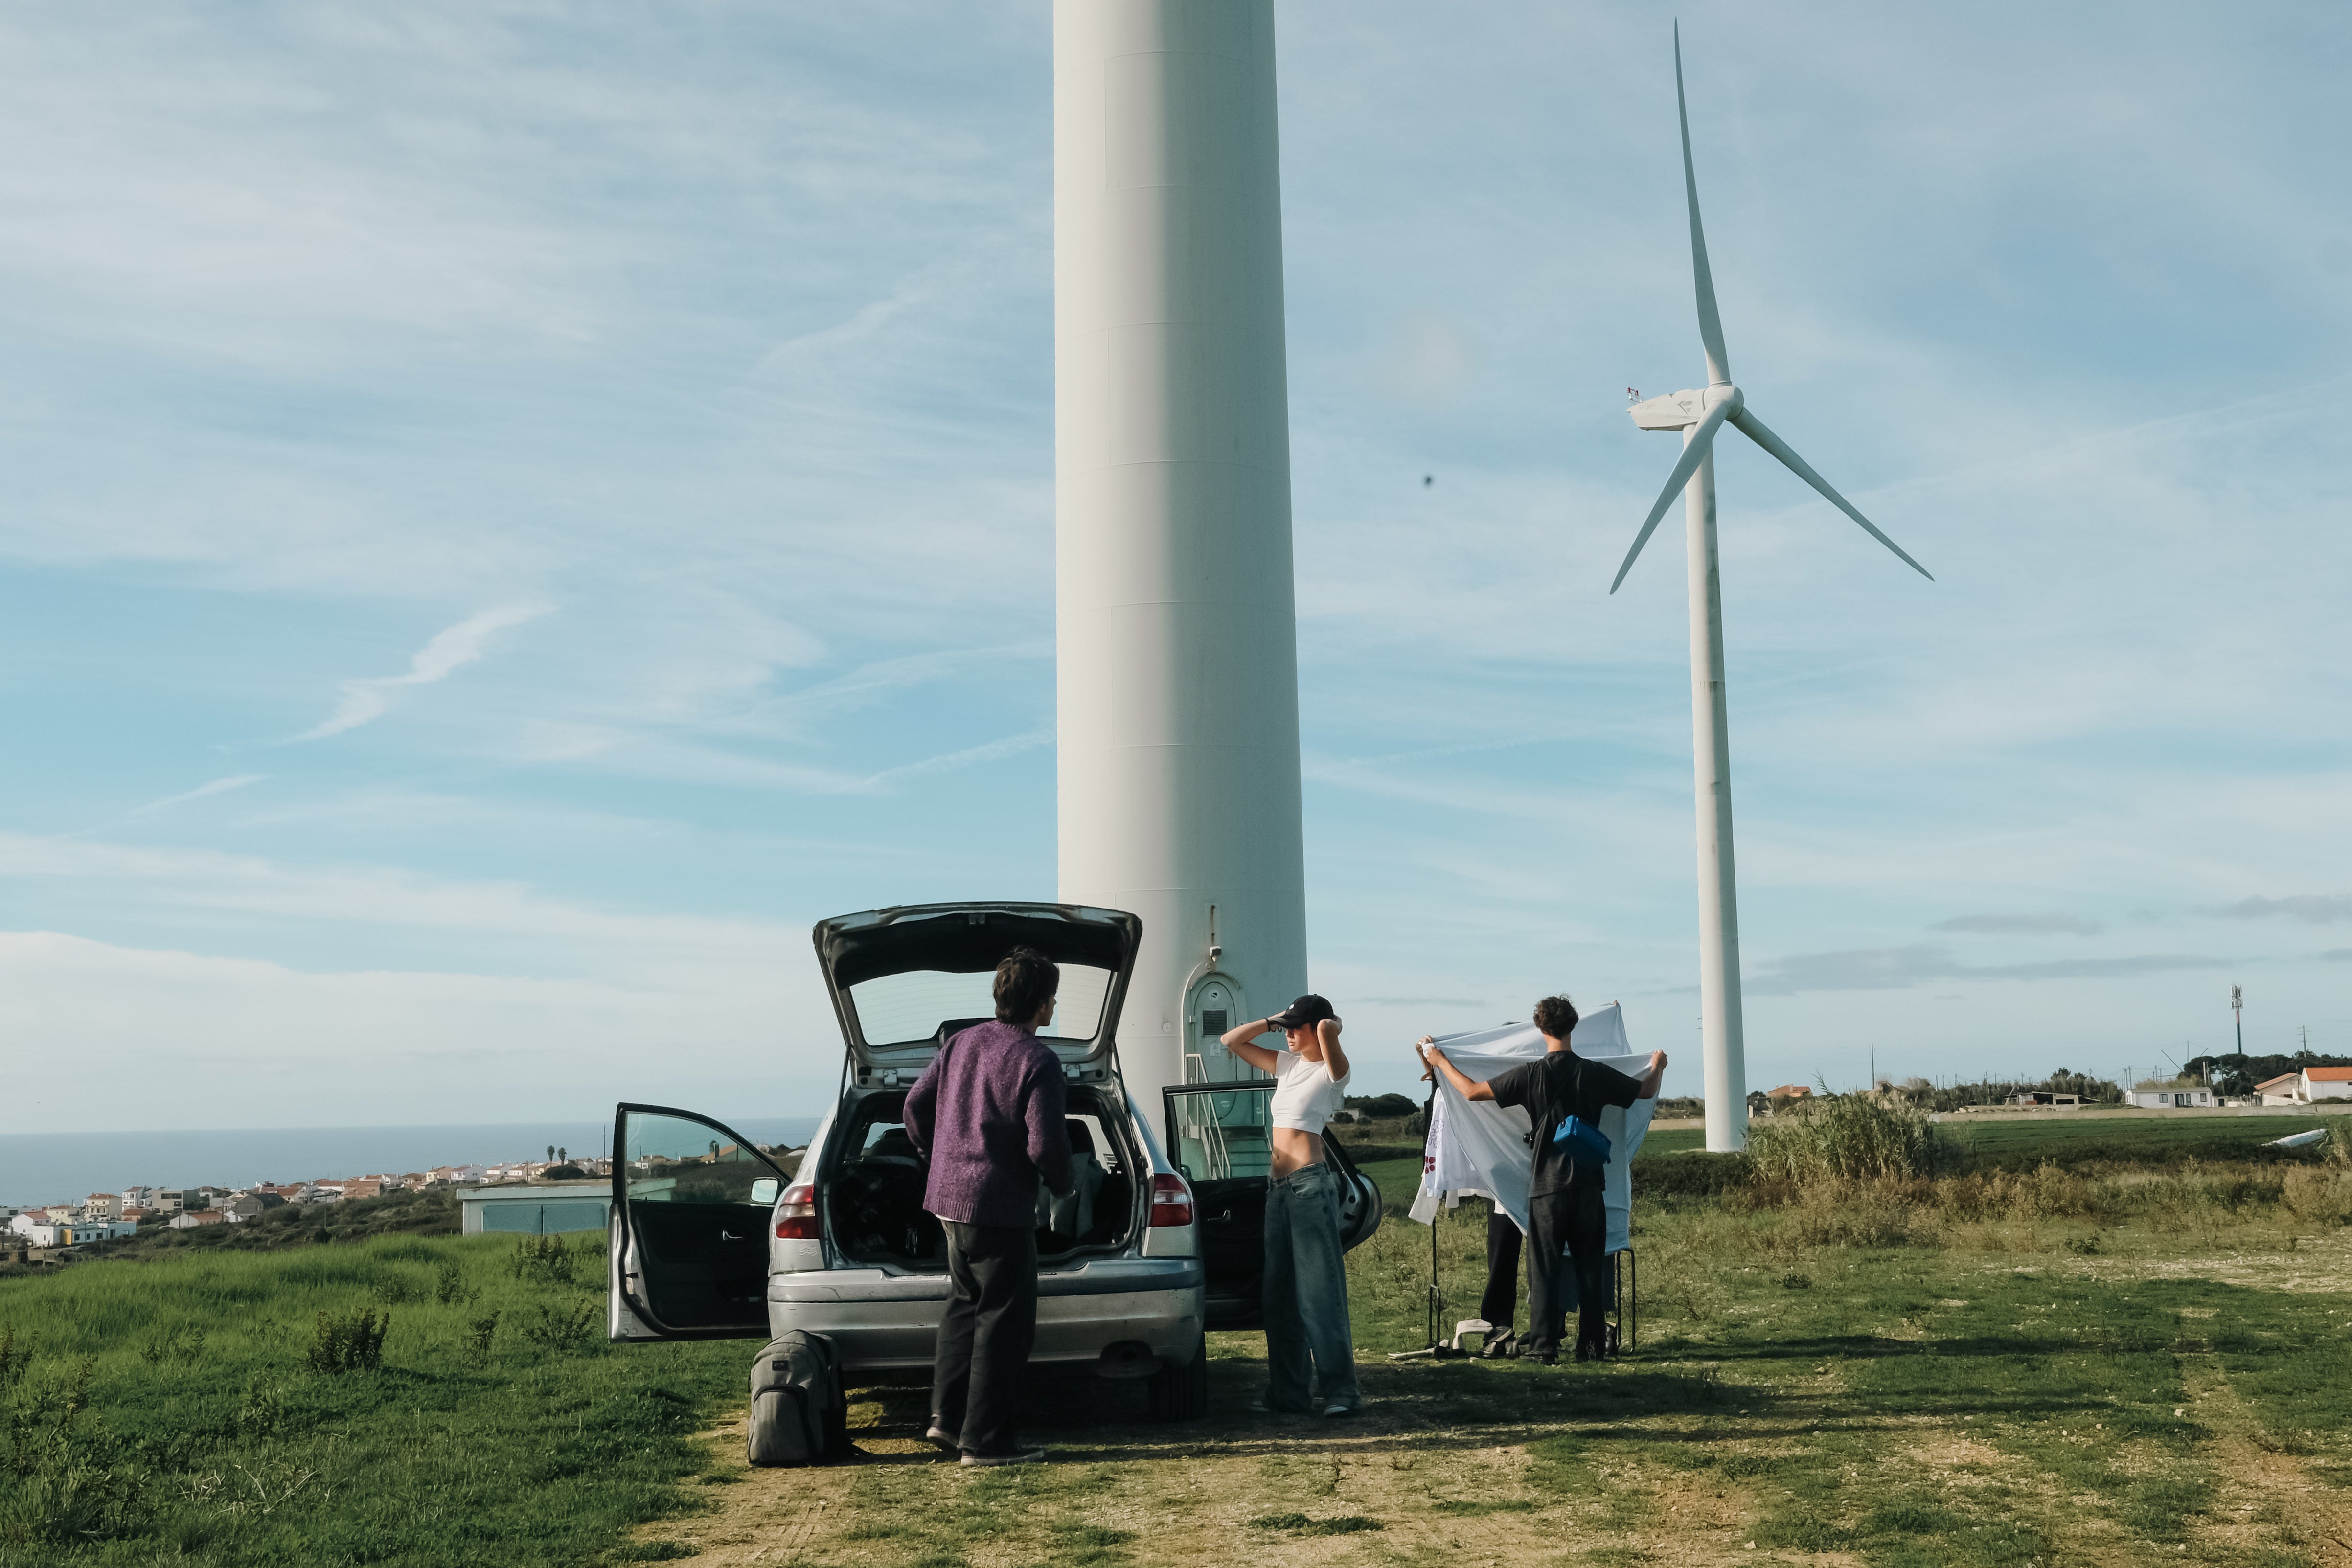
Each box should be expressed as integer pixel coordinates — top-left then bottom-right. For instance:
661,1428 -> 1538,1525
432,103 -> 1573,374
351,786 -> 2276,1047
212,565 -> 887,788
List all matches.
2,1151 -> 614,1260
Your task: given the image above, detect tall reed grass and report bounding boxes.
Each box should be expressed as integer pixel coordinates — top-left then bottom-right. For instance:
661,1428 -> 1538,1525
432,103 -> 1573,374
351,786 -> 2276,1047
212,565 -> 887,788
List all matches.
1745,1094 -> 1949,1184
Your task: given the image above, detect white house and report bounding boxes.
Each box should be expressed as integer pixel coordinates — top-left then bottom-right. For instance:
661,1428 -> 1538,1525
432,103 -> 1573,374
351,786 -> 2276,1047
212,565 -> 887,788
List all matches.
121,1185 -> 157,1211
2302,1067 -> 2352,1102
2129,1082 -> 2215,1109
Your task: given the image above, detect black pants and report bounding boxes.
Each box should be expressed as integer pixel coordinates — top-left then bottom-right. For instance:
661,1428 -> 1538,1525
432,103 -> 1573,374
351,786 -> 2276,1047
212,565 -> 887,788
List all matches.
1525,1186 -> 1610,1356
933,1220 -> 1038,1455
1481,1203 -> 1522,1330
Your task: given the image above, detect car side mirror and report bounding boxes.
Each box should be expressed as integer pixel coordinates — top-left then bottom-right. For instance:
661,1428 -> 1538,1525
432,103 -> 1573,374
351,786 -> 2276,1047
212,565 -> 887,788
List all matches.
749,1179 -> 780,1206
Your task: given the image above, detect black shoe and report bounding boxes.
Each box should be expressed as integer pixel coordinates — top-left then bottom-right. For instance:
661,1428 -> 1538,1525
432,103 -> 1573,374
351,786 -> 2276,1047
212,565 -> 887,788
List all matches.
960,1444 -> 1046,1467
1480,1329 -> 1517,1360
1517,1345 -> 1558,1365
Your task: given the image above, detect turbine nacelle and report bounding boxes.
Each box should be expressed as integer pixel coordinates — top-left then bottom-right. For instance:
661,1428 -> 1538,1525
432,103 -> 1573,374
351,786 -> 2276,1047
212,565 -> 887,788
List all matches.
1629,385 -> 1740,432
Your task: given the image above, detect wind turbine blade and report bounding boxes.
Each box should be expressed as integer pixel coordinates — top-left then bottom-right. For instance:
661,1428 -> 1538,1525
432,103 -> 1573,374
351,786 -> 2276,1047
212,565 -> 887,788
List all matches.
1728,407 -> 1934,581
1612,398 -> 1734,594
1675,23 -> 1730,386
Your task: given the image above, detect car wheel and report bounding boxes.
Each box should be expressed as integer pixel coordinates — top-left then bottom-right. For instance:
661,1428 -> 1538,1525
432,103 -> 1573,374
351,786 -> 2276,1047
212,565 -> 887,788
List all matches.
1146,1335 -> 1209,1421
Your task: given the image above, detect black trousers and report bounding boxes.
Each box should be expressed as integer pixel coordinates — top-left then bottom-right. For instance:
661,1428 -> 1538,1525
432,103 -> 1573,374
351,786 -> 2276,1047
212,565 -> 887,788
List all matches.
933,1220 -> 1038,1455
1525,1185 -> 1610,1356
1481,1203 -> 1522,1330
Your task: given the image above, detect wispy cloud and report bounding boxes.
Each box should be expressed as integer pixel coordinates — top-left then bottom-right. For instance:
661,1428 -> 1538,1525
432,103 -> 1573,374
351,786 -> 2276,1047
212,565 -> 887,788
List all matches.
1745,946 -> 2226,998
860,731 -> 1051,792
1931,913 -> 2103,936
129,774 -> 264,816
297,605 -> 548,741
2216,895 -> 2352,925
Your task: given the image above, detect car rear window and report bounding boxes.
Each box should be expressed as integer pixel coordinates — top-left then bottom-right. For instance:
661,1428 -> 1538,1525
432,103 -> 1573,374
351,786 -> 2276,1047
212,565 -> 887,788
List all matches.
848,963 -> 1116,1046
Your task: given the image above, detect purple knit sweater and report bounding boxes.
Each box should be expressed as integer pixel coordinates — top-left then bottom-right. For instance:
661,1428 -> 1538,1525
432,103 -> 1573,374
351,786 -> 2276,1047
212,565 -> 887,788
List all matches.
902,1019 -> 1073,1229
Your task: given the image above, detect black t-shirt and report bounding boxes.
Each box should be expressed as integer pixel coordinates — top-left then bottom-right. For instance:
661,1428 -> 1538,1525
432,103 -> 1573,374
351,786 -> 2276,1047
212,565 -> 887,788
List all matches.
1489,1051 -> 1642,1195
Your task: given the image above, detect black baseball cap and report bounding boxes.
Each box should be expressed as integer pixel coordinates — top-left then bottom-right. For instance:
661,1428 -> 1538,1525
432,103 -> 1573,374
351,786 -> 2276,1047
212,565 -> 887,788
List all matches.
1267,994 -> 1336,1031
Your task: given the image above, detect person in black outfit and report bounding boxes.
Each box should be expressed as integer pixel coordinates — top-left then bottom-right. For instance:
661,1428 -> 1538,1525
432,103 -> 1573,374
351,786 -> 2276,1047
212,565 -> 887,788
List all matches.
1420,996 -> 1666,1364
1478,1202 -> 1523,1357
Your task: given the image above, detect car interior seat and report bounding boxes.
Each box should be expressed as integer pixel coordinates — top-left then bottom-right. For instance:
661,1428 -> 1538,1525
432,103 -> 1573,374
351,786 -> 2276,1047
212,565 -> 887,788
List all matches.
1038,1118 -> 1108,1242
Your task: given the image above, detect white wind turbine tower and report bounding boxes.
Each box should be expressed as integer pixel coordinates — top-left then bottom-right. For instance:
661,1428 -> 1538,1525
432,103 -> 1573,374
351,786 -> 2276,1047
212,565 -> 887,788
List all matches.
1619,26 -> 1933,1153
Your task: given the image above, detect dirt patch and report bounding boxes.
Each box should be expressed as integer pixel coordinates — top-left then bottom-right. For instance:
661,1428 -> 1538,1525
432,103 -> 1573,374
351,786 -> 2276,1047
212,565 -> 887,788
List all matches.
2185,1357 -> 2352,1566
622,1357 -> 1799,1568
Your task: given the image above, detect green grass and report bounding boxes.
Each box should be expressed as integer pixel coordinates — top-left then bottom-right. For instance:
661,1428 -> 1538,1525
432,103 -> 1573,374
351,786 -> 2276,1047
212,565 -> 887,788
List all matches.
12,1120 -> 2351,1568
0,1232 -> 743,1567
1947,1112 -> 2346,1170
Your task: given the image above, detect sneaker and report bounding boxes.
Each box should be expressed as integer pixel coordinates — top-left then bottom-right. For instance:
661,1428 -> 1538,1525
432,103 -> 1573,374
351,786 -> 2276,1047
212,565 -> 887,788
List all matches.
923,1421 -> 957,1451
1517,1346 -> 1558,1365
1321,1400 -> 1358,1418
959,1445 -> 1046,1468
1479,1330 -> 1518,1360
1249,1397 -> 1312,1415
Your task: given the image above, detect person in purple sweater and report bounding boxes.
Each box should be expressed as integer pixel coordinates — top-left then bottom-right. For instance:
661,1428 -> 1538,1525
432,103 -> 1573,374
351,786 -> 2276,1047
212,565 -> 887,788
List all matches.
902,946 -> 1074,1466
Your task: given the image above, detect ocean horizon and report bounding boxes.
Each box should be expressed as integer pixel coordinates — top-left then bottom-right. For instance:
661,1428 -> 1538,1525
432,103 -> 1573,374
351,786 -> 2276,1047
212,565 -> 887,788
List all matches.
0,1117 -> 822,1209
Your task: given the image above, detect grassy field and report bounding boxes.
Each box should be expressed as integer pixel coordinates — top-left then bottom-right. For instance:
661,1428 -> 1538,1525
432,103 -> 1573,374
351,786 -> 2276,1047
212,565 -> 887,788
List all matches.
636,1122 -> 2352,1568
1635,1107 -> 2351,1167
0,1232 -> 743,1567
8,1111 -> 2351,1567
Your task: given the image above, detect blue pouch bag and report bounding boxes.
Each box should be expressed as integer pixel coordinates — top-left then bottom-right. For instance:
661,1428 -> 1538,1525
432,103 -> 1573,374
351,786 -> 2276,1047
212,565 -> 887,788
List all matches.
1552,1114 -> 1612,1168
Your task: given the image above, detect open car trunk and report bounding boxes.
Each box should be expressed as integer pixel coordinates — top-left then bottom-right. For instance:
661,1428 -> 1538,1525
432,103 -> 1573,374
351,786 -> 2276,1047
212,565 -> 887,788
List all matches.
822,1084 -> 1142,1270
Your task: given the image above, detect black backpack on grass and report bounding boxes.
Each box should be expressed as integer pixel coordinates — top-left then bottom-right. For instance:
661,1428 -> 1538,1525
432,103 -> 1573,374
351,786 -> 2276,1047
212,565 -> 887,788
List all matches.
747,1331 -> 850,1466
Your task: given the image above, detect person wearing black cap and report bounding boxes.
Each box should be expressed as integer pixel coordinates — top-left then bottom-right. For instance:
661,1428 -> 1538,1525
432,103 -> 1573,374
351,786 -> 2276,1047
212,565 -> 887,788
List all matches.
1220,995 -> 1360,1416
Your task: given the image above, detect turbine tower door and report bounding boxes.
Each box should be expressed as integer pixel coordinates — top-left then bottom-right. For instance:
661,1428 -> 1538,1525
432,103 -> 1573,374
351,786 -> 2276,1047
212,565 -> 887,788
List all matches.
1187,977 -> 1244,1085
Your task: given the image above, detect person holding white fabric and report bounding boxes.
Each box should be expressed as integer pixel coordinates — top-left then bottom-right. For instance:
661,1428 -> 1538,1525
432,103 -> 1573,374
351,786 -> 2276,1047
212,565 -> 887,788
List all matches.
1420,996 -> 1666,1363
1222,994 -> 1360,1416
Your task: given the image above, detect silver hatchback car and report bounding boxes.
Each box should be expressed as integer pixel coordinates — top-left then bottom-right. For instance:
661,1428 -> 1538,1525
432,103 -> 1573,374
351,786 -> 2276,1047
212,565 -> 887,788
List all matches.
606,900 -> 1380,1419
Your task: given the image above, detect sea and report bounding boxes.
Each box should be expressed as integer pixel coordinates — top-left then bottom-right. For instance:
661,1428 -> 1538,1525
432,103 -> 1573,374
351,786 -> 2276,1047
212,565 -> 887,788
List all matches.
0,1118 -> 822,1209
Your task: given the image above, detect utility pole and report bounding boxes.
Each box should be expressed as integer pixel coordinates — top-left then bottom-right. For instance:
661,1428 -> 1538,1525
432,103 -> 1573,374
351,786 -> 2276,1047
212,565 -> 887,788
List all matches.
2232,984 -> 2243,1054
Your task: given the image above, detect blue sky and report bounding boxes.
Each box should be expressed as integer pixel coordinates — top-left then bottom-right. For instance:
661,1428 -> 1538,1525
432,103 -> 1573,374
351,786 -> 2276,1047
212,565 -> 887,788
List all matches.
2,2 -> 2347,1134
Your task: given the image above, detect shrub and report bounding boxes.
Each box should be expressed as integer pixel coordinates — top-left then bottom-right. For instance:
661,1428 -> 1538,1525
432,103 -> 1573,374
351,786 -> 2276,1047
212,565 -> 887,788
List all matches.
1747,1095 -> 1948,1184
461,1310 -> 502,1369
306,1309 -> 390,1374
0,1325 -> 33,1388
0,1356 -> 151,1549
137,1324 -> 207,1365
237,1377 -> 287,1440
435,1259 -> 479,1307
2283,1167 -> 2352,1227
521,1301 -> 599,1353
371,1272 -> 424,1305
508,1234 -> 578,1286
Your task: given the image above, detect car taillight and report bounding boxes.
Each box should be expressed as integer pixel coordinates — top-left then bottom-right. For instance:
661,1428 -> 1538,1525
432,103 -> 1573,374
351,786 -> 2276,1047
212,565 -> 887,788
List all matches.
1147,1172 -> 1194,1228
773,1182 -> 820,1240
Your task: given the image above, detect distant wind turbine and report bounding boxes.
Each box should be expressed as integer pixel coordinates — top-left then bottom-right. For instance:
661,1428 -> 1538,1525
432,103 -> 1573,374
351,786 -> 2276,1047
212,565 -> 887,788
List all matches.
1618,24 -> 1934,1154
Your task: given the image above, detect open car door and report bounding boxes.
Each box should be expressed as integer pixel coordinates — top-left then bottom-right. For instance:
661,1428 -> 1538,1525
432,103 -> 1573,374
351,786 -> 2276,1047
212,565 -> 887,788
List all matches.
609,1104 -> 791,1342
1163,1083 -> 1381,1329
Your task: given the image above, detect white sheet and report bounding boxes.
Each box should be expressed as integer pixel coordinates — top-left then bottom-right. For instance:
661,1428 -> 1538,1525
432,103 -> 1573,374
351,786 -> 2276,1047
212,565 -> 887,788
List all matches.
1407,1002 -> 1654,1253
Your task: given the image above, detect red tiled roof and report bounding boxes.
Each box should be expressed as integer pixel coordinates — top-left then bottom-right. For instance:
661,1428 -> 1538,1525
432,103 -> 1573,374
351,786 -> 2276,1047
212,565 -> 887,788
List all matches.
2306,1067 -> 2352,1082
2256,1073 -> 2302,1091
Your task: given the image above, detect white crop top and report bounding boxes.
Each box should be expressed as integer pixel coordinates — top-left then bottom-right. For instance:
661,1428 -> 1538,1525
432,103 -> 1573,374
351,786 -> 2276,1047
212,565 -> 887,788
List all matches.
1270,1048 -> 1351,1133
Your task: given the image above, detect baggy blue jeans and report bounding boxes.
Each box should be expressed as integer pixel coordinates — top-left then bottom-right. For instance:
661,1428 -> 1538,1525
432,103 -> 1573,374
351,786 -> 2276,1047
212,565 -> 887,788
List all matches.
1262,1161 -> 1360,1411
